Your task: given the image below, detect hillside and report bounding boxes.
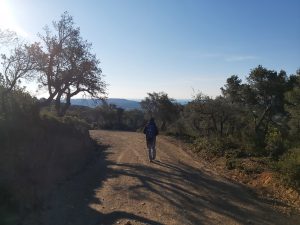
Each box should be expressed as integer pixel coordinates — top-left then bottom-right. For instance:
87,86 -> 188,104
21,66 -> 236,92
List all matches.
70,98 -> 141,110
70,98 -> 190,110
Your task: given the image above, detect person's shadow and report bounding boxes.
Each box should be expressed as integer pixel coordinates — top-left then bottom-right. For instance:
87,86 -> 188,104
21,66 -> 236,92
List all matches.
24,143 -> 164,225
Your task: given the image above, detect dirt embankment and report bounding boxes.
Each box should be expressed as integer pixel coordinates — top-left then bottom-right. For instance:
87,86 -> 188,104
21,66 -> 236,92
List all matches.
24,130 -> 300,225
0,120 -> 95,220
161,135 -> 300,214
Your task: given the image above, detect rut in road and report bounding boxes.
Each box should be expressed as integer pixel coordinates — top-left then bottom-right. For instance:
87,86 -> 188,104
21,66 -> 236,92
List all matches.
25,130 -> 299,225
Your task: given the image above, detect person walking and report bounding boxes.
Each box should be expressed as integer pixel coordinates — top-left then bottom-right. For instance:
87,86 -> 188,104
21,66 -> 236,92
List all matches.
143,118 -> 159,162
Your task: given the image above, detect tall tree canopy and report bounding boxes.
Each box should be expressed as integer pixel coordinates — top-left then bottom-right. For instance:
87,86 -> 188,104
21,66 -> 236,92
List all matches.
141,92 -> 179,130
221,65 -> 297,149
31,12 -> 106,116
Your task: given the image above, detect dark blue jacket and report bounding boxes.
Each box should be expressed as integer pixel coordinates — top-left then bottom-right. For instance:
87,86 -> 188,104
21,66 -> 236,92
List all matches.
143,121 -> 159,139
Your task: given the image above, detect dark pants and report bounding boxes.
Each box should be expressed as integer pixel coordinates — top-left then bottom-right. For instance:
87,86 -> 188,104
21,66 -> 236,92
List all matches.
146,137 -> 156,160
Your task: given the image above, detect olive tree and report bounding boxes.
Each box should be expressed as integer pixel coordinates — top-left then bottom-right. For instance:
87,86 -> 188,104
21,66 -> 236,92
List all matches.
31,12 -> 106,116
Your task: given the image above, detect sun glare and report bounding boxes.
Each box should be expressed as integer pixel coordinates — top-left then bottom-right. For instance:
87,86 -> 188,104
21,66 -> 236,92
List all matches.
0,0 -> 28,37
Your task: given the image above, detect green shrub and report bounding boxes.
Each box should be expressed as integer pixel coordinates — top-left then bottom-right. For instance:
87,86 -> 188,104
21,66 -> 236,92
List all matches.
193,136 -> 228,157
0,89 -> 38,120
221,135 -> 240,150
193,137 -> 219,155
62,116 -> 91,132
193,135 -> 241,158
166,119 -> 187,136
276,148 -> 300,189
40,113 -> 90,135
0,88 -> 96,220
265,127 -> 285,159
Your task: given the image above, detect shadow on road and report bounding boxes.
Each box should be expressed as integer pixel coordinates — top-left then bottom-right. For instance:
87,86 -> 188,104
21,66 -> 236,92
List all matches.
24,134 -> 297,225
109,159 -> 293,225
24,141 -> 163,225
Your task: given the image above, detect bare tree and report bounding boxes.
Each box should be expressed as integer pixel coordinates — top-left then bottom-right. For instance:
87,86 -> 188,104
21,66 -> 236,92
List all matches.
1,44 -> 39,92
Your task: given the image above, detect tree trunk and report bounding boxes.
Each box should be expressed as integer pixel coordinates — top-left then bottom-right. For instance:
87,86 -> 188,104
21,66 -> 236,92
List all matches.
255,105 -> 271,134
161,121 -> 166,131
220,120 -> 223,137
55,92 -> 63,117
211,114 -> 218,134
60,94 -> 71,117
37,90 -> 58,108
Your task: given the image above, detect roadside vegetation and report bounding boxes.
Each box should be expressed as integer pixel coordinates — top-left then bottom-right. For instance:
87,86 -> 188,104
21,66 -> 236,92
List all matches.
69,67 -> 300,197
58,67 -> 300,200
73,68 -> 300,193
0,12 -> 106,224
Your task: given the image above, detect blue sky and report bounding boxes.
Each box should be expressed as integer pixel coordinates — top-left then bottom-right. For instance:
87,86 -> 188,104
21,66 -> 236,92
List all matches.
1,0 -> 299,99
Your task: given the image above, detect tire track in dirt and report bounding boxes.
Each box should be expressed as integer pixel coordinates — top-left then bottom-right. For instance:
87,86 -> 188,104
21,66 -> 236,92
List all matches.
23,130 -> 300,225
88,130 -> 300,225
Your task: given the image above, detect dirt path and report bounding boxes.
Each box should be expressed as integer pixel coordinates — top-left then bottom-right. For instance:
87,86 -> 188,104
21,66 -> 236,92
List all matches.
24,130 -> 299,225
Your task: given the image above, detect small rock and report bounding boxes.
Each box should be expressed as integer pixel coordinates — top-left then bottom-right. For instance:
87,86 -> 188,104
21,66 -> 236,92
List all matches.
141,202 -> 146,205
125,221 -> 132,225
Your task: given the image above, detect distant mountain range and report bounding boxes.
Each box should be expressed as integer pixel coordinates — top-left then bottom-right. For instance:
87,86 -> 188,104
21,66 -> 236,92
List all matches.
70,98 -> 141,110
70,98 -> 190,110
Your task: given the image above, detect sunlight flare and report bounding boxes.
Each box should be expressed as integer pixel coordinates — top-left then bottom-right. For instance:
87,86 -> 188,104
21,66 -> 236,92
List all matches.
0,0 -> 28,37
